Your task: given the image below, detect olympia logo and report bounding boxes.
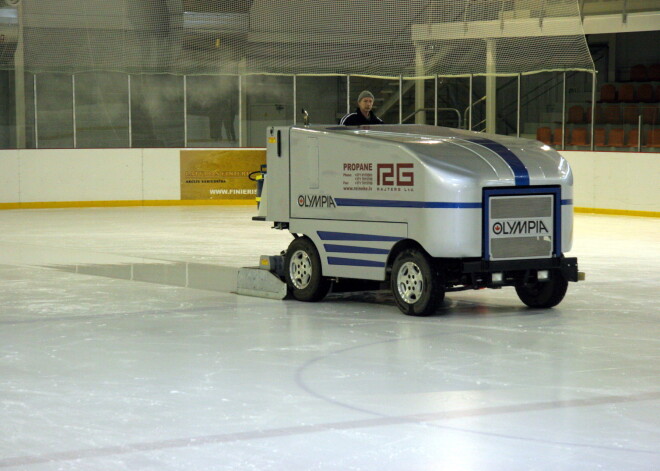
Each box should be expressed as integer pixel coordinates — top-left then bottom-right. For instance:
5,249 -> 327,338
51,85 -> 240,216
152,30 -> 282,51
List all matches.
298,194 -> 336,208
492,219 -> 550,235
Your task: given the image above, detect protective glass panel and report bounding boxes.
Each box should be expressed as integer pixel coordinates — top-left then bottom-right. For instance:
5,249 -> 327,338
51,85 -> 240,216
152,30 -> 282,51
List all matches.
130,74 -> 184,148
186,75 -> 238,147
75,72 -> 129,148
36,73 -> 73,149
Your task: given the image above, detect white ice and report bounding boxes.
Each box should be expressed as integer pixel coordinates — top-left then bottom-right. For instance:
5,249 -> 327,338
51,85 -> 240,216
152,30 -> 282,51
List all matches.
0,206 -> 658,470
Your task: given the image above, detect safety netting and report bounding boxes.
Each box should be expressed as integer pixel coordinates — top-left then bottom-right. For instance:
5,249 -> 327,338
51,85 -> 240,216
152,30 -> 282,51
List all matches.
1,0 -> 594,77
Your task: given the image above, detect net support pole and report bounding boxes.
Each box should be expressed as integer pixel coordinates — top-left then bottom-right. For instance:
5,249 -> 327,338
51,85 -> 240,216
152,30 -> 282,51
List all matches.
516,73 -> 521,138
415,48 -> 425,124
72,75 -> 77,149
128,75 -> 132,148
469,75 -> 473,131
434,76 -> 438,126
399,75 -> 403,124
293,75 -> 297,125
183,75 -> 188,148
33,75 -> 38,149
590,71 -> 596,151
346,75 -> 350,114
239,74 -> 245,147
637,114 -> 642,152
561,72 -> 566,150
14,2 -> 26,149
485,39 -> 496,134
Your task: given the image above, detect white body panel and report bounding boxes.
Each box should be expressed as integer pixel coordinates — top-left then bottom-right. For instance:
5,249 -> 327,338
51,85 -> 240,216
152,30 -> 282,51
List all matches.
289,219 -> 407,280
264,124 -> 574,280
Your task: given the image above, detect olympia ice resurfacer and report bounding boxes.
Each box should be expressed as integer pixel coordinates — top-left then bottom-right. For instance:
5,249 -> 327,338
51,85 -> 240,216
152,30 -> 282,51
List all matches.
249,124 -> 583,316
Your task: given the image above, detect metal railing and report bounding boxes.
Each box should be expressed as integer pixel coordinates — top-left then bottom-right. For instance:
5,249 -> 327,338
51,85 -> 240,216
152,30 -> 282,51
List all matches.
402,108 -> 462,129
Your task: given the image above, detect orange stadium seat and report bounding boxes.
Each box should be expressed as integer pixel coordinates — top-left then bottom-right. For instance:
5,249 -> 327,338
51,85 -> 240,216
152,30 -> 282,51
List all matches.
567,105 -> 585,123
622,105 -> 639,124
647,129 -> 660,147
649,64 -> 660,81
603,105 -> 621,124
641,106 -> 658,125
618,84 -> 635,102
607,129 -> 625,147
630,64 -> 648,82
638,84 -> 654,103
600,84 -> 616,102
553,128 -> 563,147
536,127 -> 552,145
586,105 -> 605,124
627,129 -> 639,148
594,128 -> 606,147
569,128 -> 588,146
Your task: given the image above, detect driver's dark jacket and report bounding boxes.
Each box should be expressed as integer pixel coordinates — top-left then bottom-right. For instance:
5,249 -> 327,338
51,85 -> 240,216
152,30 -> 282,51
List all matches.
339,108 -> 384,125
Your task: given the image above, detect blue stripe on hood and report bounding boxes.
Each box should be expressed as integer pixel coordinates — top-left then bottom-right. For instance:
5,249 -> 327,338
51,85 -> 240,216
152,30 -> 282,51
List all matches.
468,138 -> 530,186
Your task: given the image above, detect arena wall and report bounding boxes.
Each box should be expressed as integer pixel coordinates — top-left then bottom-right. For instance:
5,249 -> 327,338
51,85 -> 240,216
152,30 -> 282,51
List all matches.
563,151 -> 659,216
0,149 -> 658,216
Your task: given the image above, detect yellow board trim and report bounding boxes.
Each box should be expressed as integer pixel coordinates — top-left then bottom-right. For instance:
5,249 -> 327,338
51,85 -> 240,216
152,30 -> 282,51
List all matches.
574,207 -> 659,218
0,200 -> 256,210
1,201 -> 657,218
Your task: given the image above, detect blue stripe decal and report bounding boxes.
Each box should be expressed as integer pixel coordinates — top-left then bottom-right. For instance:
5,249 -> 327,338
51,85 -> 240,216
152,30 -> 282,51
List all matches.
468,138 -> 530,186
327,257 -> 386,268
324,244 -> 390,255
335,198 -> 481,209
318,231 -> 403,242
561,199 -> 573,205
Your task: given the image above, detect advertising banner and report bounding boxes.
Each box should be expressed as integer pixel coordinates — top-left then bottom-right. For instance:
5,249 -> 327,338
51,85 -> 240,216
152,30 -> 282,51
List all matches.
180,149 -> 265,202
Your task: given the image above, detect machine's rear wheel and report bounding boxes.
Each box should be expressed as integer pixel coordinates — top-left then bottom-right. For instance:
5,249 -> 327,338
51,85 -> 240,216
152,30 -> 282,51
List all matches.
515,270 -> 568,308
284,237 -> 331,302
390,248 -> 444,316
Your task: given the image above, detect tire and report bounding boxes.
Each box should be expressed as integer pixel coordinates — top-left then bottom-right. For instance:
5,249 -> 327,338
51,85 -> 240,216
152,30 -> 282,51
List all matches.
515,270 -> 568,308
390,248 -> 444,316
284,237 -> 331,302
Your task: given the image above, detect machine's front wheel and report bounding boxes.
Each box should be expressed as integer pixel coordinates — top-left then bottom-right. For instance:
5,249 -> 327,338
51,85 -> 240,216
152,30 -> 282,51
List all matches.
390,248 -> 444,316
284,237 -> 331,302
515,270 -> 568,308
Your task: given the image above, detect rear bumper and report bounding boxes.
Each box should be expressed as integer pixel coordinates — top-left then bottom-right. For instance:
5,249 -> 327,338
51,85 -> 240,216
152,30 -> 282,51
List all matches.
459,256 -> 580,284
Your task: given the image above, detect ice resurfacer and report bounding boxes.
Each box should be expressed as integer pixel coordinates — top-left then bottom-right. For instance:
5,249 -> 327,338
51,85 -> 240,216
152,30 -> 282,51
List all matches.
250,124 -> 583,316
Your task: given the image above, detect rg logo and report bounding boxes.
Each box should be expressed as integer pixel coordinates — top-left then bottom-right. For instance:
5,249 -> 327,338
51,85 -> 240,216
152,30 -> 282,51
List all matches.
377,163 -> 414,186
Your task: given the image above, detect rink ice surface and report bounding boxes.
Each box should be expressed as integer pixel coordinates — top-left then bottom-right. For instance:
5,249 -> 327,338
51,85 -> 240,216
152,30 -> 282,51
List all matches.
0,206 -> 658,470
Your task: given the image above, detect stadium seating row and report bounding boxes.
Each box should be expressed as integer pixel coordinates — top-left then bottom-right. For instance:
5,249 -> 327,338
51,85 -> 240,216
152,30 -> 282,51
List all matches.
629,64 -> 660,82
536,127 -> 660,148
567,104 -> 658,125
600,83 -> 659,103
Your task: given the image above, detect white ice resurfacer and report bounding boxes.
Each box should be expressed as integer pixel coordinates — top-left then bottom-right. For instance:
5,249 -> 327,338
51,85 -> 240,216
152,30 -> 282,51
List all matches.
249,124 -> 584,316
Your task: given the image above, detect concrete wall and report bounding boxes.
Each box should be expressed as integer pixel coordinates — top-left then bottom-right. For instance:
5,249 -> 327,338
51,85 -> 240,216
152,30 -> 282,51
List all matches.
0,148 -> 658,215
